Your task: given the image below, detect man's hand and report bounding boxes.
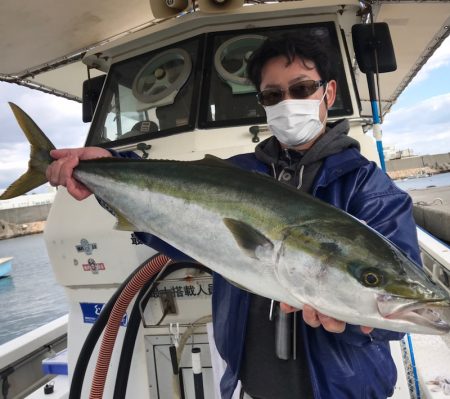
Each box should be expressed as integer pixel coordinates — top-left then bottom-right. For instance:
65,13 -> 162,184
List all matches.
280,303 -> 373,334
46,147 -> 112,201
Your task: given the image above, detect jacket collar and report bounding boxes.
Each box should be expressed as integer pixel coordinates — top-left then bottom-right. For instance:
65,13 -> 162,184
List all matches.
313,147 -> 370,192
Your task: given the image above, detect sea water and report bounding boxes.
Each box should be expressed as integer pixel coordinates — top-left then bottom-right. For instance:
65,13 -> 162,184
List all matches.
0,234 -> 68,345
394,171 -> 450,191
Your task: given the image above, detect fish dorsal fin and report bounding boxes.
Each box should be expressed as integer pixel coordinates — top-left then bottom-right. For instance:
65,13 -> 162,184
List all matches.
192,154 -> 240,169
223,218 -> 274,259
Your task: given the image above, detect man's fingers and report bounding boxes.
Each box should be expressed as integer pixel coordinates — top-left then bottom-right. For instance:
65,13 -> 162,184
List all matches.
318,313 -> 346,333
46,161 -> 62,187
50,148 -> 112,161
48,157 -> 92,200
360,326 -> 374,335
45,147 -> 105,201
302,305 -> 321,328
46,156 -> 78,187
66,179 -> 92,201
79,147 -> 112,160
59,156 -> 79,183
303,305 -> 346,333
295,304 -> 373,335
280,303 -> 298,313
50,148 -> 81,160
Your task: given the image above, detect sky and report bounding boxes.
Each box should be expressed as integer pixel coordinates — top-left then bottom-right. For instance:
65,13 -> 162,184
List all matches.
382,35 -> 450,155
0,36 -> 449,194
0,86 -> 87,194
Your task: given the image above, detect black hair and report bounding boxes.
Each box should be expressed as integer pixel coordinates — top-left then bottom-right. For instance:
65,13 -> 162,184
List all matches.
246,34 -> 338,91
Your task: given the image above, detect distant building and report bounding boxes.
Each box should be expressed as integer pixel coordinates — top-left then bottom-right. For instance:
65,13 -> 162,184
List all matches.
384,146 -> 415,160
0,190 -> 56,210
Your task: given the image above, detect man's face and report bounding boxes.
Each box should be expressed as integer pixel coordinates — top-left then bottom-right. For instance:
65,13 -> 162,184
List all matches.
260,55 -> 337,147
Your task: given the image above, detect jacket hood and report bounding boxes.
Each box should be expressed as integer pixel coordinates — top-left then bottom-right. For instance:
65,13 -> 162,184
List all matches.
254,119 -> 360,192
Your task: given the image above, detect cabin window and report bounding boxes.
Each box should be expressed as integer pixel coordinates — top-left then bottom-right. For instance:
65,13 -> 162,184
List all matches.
198,22 -> 353,129
86,37 -> 201,146
86,21 -> 353,146
197,33 -> 266,128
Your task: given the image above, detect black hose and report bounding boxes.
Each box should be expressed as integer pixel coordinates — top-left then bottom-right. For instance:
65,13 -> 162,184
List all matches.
69,253 -> 166,399
113,262 -> 211,399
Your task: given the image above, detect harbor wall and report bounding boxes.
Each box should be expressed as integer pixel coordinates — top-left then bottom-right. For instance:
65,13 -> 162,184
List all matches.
387,155 -> 450,243
0,204 -> 50,240
0,204 -> 51,225
386,153 -> 450,179
0,220 -> 46,240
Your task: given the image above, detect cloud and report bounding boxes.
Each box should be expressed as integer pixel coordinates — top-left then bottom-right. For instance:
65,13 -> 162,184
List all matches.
0,142 -> 29,192
0,82 -> 87,192
382,93 -> 450,155
1,82 -> 87,146
410,36 -> 450,85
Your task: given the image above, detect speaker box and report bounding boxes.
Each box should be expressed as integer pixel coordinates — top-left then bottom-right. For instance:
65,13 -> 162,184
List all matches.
198,0 -> 244,13
82,74 -> 106,123
150,0 -> 191,19
352,23 -> 397,74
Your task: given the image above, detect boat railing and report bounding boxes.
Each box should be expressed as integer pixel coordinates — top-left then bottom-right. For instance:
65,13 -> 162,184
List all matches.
0,314 -> 68,398
417,226 -> 450,295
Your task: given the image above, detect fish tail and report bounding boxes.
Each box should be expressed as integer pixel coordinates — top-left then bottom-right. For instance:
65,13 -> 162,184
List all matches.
0,103 -> 55,199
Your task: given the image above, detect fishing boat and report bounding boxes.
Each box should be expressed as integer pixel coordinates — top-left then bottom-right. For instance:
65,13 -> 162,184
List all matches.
1,1 -> 450,398
0,257 -> 12,279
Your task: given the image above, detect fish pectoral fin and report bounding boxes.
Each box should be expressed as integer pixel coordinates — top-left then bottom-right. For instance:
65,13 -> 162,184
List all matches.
223,218 -> 274,259
113,209 -> 138,231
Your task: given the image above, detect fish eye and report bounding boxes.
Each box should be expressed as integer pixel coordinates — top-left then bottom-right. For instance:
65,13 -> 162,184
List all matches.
361,269 -> 383,287
347,263 -> 386,288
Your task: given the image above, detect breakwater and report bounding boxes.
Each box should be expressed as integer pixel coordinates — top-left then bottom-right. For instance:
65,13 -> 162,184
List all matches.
385,160 -> 449,245
387,153 -> 450,180
0,193 -> 54,240
0,203 -> 51,225
0,220 -> 46,240
0,204 -> 51,240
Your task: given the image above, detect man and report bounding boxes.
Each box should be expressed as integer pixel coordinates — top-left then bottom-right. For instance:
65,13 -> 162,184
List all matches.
211,35 -> 421,399
47,35 -> 421,399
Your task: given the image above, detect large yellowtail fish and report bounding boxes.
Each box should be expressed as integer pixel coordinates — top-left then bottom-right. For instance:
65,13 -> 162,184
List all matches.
2,103 -> 450,334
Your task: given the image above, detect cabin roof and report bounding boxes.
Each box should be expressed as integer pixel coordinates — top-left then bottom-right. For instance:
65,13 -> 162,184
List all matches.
0,0 -> 449,116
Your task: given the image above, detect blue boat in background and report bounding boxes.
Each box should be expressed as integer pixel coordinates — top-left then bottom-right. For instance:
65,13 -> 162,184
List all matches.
0,257 -> 13,278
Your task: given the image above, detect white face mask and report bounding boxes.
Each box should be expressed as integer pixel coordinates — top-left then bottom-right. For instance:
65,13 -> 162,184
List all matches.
264,88 -> 327,147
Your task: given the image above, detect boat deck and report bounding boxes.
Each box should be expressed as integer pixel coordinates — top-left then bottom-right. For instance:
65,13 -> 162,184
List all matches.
412,331 -> 450,399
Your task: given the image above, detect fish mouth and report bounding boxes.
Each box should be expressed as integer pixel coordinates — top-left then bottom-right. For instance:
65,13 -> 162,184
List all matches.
377,294 -> 450,333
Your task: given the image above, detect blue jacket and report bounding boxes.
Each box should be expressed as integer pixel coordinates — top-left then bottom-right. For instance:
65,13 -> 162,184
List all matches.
212,148 -> 421,399
113,147 -> 421,399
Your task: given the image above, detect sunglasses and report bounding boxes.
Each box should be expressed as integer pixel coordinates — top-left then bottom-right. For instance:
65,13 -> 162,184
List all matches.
256,80 -> 327,106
